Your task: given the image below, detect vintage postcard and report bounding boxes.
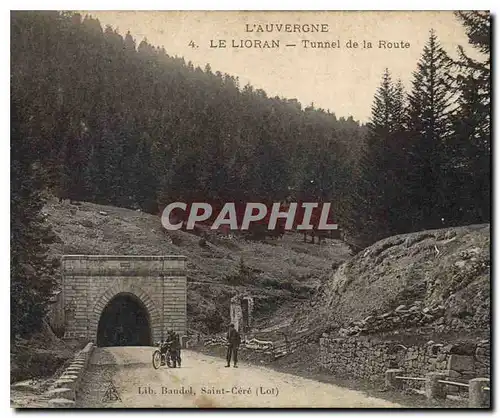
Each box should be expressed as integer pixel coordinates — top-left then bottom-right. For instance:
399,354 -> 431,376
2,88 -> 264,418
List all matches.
10,10 -> 491,409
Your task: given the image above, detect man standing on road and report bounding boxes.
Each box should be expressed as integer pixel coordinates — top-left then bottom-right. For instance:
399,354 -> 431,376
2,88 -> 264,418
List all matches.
225,324 -> 241,368
167,330 -> 182,368
160,331 -> 172,366
172,331 -> 182,367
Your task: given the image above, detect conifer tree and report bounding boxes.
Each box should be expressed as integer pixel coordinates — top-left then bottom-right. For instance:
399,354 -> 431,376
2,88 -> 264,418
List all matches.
405,30 -> 454,231
342,69 -> 408,247
446,12 -> 491,223
11,99 -> 58,338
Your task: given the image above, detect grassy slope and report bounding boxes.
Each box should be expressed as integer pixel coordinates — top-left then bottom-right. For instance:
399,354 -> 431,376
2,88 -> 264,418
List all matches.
43,197 -> 351,333
11,321 -> 85,384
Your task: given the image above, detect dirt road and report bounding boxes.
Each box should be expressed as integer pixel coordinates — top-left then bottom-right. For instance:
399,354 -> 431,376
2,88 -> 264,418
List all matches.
76,347 -> 401,408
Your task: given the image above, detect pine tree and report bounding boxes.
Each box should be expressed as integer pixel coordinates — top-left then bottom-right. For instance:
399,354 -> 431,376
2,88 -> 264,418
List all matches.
390,79 -> 406,131
343,69 -> 408,247
129,132 -> 158,212
446,12 -> 491,223
455,12 -> 490,119
369,68 -> 393,133
455,12 -> 490,63
405,30 -> 455,231
386,79 -> 412,233
11,99 -> 59,338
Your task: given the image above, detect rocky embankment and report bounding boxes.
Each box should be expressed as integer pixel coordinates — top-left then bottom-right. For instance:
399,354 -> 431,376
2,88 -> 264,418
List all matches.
337,302 -> 445,337
295,224 -> 490,338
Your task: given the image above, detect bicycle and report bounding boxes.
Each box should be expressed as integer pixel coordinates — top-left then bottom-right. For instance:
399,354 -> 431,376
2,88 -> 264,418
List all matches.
152,341 -> 174,369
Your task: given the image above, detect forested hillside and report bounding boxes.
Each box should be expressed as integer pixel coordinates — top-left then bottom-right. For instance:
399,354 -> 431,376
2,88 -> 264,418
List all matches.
11,11 -> 363,216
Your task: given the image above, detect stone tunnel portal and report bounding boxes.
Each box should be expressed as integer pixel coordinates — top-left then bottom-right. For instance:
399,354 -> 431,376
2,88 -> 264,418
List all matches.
60,255 -> 187,343
96,293 -> 152,347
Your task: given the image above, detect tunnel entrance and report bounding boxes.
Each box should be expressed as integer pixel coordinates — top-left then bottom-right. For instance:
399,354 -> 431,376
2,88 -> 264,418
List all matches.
97,293 -> 152,347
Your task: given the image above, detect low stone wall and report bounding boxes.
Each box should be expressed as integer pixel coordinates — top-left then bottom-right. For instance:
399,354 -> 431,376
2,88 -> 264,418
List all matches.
319,336 -> 490,384
43,342 -> 94,408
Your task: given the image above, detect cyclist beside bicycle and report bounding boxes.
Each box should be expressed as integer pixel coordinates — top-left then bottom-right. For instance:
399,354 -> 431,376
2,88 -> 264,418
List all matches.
161,330 -> 182,367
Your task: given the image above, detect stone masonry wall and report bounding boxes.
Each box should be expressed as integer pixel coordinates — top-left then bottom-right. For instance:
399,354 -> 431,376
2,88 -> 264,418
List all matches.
320,336 -> 490,384
61,255 -> 187,343
230,295 -> 254,333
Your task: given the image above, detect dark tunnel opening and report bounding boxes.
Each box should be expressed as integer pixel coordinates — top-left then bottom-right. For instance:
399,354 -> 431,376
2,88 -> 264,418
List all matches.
97,293 -> 152,347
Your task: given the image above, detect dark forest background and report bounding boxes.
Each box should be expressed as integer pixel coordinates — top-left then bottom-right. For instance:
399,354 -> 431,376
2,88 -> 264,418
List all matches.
11,11 -> 490,337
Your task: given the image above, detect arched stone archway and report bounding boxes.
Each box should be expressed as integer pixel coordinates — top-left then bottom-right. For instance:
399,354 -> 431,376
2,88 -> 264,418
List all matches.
91,283 -> 161,345
96,292 -> 153,347
60,255 -> 187,342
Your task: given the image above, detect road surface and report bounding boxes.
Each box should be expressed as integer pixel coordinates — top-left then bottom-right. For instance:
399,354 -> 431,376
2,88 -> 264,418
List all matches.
76,347 -> 401,408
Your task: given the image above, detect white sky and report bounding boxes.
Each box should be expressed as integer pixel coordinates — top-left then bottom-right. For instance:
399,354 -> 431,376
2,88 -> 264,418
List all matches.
85,11 -> 477,122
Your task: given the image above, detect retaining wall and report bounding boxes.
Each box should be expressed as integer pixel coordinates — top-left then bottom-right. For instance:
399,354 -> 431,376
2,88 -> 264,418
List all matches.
43,342 -> 95,408
319,336 -> 490,384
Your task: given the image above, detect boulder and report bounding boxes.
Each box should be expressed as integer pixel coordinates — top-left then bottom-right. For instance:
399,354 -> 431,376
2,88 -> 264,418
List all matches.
449,342 -> 476,356
11,380 -> 40,393
48,398 -> 76,408
434,317 -> 445,325
475,347 -> 488,357
52,378 -> 77,390
442,344 -> 454,354
447,354 -> 474,372
45,387 -> 75,401
444,369 -> 461,379
79,219 -> 94,228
